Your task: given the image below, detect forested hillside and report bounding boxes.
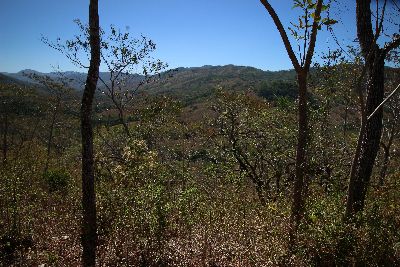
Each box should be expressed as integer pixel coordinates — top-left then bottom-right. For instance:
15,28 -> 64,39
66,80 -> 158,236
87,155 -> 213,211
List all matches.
1,62 -> 399,266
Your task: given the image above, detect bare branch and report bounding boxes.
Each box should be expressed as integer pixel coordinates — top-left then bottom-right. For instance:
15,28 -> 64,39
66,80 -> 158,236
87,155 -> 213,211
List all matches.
259,0 -> 301,72
367,83 -> 400,120
304,0 -> 324,71
383,35 -> 400,54
376,0 -> 387,42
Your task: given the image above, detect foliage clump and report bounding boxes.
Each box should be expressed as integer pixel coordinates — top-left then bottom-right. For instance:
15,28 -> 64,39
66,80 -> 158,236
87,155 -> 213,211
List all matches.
43,169 -> 71,193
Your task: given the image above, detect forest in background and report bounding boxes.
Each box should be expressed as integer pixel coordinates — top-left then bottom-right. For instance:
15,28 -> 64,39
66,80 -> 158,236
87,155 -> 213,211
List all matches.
1,0 -> 400,266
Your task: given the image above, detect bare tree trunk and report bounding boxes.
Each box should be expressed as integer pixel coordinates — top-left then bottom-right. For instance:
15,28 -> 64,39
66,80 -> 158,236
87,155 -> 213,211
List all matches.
346,53 -> 385,219
344,0 -> 394,220
291,71 -> 308,227
81,0 -> 100,266
259,1 -> 323,252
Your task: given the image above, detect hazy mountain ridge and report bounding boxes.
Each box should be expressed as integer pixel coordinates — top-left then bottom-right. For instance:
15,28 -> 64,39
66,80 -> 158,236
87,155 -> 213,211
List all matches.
1,65 -> 297,103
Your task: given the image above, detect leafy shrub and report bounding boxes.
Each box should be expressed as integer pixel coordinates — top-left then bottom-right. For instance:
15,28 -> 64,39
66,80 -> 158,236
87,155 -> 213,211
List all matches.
296,180 -> 400,266
43,169 -> 71,193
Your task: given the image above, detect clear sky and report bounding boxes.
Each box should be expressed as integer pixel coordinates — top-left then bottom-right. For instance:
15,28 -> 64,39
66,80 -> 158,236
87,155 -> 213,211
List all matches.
0,1 -> 364,73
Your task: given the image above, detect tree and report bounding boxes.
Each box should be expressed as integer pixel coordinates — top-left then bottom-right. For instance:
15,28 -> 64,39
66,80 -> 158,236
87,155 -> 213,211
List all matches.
213,89 -> 296,204
259,0 -> 327,231
23,72 -> 78,173
95,27 -> 168,137
43,6 -> 168,263
81,0 -> 100,265
42,21 -> 168,137
345,0 -> 400,220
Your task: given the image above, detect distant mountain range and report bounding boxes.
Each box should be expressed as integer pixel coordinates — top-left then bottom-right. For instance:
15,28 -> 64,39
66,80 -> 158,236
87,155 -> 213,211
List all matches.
1,69 -> 144,90
1,65 -> 297,104
0,72 -> 32,86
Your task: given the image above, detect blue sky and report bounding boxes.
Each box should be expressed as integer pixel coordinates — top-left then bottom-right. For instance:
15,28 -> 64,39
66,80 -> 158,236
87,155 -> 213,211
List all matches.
0,1 -> 361,73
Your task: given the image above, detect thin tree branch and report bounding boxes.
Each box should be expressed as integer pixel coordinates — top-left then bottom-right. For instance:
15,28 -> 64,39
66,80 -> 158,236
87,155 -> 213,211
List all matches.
259,0 -> 301,72
377,0 -> 387,38
367,83 -> 400,120
383,35 -> 400,54
304,0 -> 324,71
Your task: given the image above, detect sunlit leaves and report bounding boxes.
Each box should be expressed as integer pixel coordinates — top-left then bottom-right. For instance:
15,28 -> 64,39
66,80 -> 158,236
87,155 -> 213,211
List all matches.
288,0 -> 337,58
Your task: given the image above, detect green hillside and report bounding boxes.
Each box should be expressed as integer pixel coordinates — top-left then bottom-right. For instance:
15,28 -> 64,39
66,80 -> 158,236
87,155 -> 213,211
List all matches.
144,65 -> 296,104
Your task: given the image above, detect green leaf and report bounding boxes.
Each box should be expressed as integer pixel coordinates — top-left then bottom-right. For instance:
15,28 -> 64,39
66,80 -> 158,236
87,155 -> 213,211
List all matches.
308,3 -> 317,9
323,19 -> 338,26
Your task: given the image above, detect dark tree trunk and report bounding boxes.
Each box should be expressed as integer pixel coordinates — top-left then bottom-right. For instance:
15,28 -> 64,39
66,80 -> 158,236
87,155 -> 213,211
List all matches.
345,0 -> 389,220
291,71 -> 308,228
346,54 -> 385,219
81,0 -> 100,266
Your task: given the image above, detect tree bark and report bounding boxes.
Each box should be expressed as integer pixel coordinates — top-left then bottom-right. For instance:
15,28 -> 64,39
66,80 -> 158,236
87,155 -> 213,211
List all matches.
344,0 -> 399,220
346,52 -> 385,219
81,0 -> 100,266
291,71 -> 308,227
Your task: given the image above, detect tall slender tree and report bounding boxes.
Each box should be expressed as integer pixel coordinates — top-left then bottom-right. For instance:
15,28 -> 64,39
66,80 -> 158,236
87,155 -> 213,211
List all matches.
259,0 -> 324,231
345,0 -> 400,220
81,0 -> 100,265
